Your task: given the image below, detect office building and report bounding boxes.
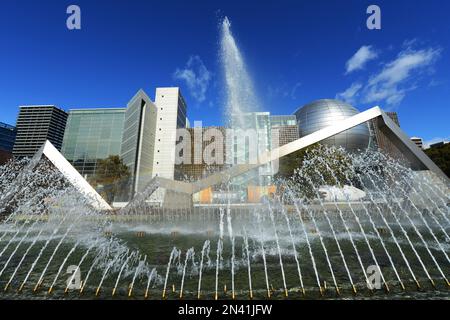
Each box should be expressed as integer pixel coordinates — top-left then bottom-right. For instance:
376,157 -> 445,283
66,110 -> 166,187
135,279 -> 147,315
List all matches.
174,126 -> 228,180
120,90 -> 158,196
0,122 -> 17,152
411,137 -> 424,150
0,122 -> 16,164
153,87 -> 187,179
270,115 -> 299,147
13,105 -> 68,157
61,108 -> 126,178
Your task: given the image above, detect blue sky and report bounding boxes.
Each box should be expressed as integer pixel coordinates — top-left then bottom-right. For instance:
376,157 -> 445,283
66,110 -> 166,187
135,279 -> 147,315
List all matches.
0,0 -> 449,147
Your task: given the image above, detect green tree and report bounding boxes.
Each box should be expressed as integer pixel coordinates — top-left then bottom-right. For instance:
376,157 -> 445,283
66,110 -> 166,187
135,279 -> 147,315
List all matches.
425,143 -> 450,178
277,144 -> 355,199
92,155 -> 130,204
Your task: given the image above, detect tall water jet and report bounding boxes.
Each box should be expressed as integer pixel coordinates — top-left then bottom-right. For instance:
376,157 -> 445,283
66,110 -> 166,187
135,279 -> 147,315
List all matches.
197,240 -> 210,299
220,16 -> 260,125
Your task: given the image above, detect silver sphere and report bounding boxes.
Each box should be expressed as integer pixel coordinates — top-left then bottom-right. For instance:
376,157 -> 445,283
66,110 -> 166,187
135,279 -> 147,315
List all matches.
294,99 -> 371,151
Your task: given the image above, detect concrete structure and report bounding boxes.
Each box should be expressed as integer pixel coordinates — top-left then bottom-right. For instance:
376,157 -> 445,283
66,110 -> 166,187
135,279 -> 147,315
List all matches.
2,140 -> 111,211
13,105 -> 67,157
120,90 -> 158,196
369,111 -> 404,158
151,88 -> 188,204
411,137 -> 424,150
294,99 -> 371,151
62,108 -> 126,178
153,87 -> 187,179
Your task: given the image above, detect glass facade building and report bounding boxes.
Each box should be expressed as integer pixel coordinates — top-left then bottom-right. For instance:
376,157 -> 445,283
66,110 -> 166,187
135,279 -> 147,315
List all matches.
61,108 -> 126,178
0,122 -> 17,152
120,90 -> 157,196
269,115 -> 297,127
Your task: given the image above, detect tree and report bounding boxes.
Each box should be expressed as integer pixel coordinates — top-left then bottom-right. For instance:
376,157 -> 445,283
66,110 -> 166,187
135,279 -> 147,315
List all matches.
425,143 -> 450,178
277,144 -> 355,200
92,156 -> 130,204
275,144 -> 317,178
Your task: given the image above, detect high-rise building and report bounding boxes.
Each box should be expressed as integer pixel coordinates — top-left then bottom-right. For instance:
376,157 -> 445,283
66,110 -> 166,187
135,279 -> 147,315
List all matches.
120,90 -> 158,196
153,87 -> 187,180
61,108 -> 126,178
0,122 -> 17,164
174,126 -> 228,180
13,105 -> 68,157
270,115 -> 299,146
0,122 -> 17,152
411,137 -> 423,150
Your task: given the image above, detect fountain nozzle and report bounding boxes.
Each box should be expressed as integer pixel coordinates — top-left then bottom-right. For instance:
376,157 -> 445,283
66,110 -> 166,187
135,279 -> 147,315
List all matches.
384,283 -> 390,293
335,287 -> 340,296
267,289 -> 271,299
284,289 -> 288,297
95,287 -> 100,296
319,287 -> 324,297
214,292 -> 218,300
249,290 -> 253,299
400,282 -> 406,291
430,279 -> 436,288
112,288 -> 116,296
128,288 -> 133,297
48,286 -> 53,294
446,279 -> 450,287
301,288 -> 305,297
415,279 -> 421,290
4,283 -> 9,292
351,285 -> 357,295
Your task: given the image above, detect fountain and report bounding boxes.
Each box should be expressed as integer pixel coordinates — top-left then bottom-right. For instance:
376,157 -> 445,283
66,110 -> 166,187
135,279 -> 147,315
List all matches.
0,17 -> 448,300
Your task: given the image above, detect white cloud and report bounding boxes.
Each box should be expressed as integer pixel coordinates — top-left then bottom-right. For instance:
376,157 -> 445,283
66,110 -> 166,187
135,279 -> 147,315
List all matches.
174,55 -> 212,103
336,82 -> 363,104
337,45 -> 441,107
363,47 -> 440,106
345,45 -> 378,74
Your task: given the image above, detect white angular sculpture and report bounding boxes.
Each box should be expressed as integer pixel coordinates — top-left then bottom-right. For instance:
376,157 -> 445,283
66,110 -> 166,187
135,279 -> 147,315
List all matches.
29,141 -> 112,211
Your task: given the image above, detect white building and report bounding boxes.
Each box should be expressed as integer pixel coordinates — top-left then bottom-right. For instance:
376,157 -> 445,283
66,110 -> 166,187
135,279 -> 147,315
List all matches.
411,137 -> 423,150
151,87 -> 188,204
